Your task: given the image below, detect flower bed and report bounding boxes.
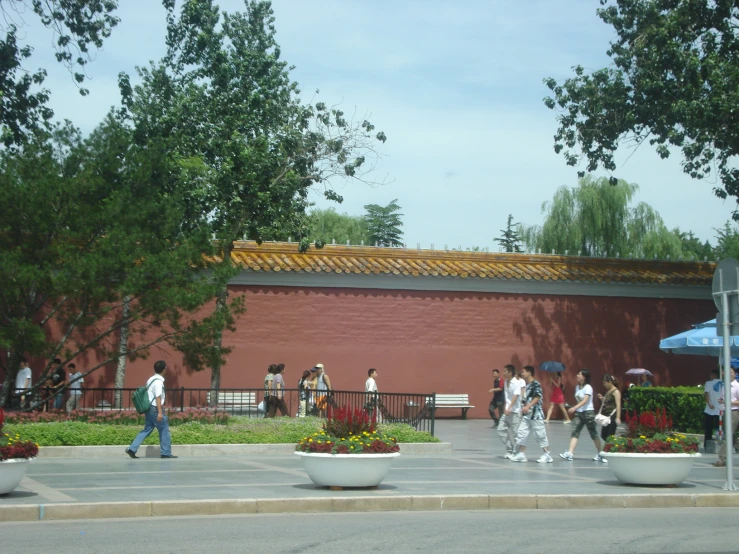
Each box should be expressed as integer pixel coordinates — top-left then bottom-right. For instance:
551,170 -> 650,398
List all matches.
3,408 -> 230,426
604,408 -> 699,454
0,409 -> 39,461
4,417 -> 436,447
296,406 -> 400,455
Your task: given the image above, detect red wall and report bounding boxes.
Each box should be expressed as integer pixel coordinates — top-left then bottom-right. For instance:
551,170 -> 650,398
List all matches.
97,285 -> 715,418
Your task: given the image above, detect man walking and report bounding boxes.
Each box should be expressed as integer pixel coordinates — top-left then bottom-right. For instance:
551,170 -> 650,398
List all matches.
704,368 -> 722,450
65,364 -> 84,413
125,360 -> 177,459
50,358 -> 66,410
14,358 -> 32,410
498,364 -> 524,458
715,366 -> 739,467
511,365 -> 553,463
314,363 -> 332,417
488,368 -> 505,426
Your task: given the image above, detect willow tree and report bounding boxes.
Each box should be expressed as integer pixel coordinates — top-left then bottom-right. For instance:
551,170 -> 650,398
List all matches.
121,0 -> 386,393
544,0 -> 739,215
521,176 -> 683,259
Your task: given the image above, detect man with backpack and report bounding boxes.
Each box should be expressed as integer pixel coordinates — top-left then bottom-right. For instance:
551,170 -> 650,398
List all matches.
125,360 -> 177,459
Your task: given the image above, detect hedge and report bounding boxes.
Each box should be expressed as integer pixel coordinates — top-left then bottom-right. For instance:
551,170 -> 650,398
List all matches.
4,419 -> 440,447
624,386 -> 704,433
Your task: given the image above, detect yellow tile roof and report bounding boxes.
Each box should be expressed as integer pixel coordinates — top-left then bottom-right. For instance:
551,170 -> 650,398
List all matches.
230,241 -> 714,286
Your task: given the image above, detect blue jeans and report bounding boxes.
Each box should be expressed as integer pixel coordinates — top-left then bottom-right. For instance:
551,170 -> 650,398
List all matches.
53,392 -> 64,410
128,405 -> 172,456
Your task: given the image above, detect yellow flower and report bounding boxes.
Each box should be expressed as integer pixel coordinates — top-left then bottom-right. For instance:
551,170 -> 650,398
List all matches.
640,435 -> 646,439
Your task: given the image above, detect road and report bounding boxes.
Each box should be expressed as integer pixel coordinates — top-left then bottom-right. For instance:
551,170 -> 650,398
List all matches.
2,508 -> 737,553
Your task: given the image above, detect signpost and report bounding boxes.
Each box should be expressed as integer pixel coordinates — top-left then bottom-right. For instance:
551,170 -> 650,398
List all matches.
712,258 -> 739,491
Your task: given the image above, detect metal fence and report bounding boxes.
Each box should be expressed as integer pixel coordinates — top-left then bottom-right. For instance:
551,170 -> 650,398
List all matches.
6,387 -> 437,435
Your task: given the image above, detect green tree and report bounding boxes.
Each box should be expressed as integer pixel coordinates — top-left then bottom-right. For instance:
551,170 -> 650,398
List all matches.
1,0 -> 120,146
364,199 -> 404,247
0,117 -> 234,408
495,214 -> 523,253
521,176 -> 684,259
307,208 -> 369,245
673,229 -> 714,261
543,1 -> 739,213
714,222 -> 739,261
122,0 -> 386,392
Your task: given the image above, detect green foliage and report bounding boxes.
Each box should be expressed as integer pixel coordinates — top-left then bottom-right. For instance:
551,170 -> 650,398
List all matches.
0,118 -> 236,406
543,1 -> 739,213
673,228 -> 715,261
624,387 -> 704,434
1,0 -> 120,146
121,0 -> 386,387
714,222 -> 739,261
495,214 -> 523,253
521,175 -> 686,258
4,418 -> 438,446
364,199 -> 404,247
306,208 -> 369,245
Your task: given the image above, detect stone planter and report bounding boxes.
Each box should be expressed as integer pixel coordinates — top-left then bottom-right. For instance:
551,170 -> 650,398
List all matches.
606,452 -> 700,485
295,451 -> 400,488
0,458 -> 32,495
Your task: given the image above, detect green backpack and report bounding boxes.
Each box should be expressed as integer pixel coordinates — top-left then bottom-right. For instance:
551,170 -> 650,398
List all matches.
132,381 -> 154,414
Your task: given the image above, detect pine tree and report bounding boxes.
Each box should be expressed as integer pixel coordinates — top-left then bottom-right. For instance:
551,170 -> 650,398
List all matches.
364,199 -> 404,247
495,214 -> 523,253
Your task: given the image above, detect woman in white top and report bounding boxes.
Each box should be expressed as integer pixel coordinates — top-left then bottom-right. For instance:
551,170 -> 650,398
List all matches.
559,369 -> 603,461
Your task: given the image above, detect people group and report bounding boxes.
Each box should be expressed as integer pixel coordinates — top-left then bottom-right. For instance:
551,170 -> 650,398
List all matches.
8,357 -> 85,413
262,362 -> 334,418
492,364 -> 621,463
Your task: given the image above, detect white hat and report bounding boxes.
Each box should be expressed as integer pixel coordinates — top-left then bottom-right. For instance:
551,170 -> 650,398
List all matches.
315,363 -> 324,370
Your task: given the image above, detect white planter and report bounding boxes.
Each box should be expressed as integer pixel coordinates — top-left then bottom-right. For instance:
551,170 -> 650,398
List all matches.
295,451 -> 400,488
0,458 -> 32,494
606,452 -> 700,485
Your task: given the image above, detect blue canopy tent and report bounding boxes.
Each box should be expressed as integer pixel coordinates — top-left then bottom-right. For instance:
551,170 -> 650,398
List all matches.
659,319 -> 739,357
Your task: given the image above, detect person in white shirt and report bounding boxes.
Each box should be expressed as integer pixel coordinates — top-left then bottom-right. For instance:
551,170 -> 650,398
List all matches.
365,368 -> 381,422
560,369 -> 603,461
65,363 -> 84,413
126,360 -> 177,459
14,358 -> 32,409
498,364 -> 524,458
715,366 -> 739,467
704,368 -> 722,450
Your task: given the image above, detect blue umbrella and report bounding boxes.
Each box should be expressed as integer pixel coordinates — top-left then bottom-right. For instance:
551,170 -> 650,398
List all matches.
659,319 -> 739,357
539,361 -> 566,373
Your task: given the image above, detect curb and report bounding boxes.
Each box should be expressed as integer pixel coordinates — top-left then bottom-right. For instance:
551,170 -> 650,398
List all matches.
3,493 -> 739,521
36,442 -> 452,458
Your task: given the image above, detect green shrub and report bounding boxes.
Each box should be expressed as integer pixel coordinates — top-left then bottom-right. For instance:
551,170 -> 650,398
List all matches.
624,387 -> 704,433
3,418 -> 439,447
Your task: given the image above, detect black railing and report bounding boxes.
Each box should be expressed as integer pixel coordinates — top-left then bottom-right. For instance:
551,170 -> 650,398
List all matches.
5,387 -> 437,435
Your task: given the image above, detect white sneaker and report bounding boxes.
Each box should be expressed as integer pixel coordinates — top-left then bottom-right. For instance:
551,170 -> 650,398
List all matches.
537,453 -> 553,463
511,452 -> 528,462
593,454 -> 607,462
504,451 -> 515,460
559,451 -> 573,461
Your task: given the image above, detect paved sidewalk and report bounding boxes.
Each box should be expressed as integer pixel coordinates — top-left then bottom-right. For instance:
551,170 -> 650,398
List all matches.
1,420 -> 737,520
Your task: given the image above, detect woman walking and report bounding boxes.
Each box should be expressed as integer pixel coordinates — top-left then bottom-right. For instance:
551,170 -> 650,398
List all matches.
596,374 -> 622,462
545,372 -> 571,424
559,369 -> 603,461
297,370 -> 312,417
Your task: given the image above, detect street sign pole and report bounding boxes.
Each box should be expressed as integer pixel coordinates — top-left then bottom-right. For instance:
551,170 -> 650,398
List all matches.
712,260 -> 739,491
719,289 -> 737,491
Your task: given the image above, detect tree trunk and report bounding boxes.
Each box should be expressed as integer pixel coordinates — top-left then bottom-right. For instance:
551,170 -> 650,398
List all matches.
113,295 -> 131,409
209,240 -> 235,405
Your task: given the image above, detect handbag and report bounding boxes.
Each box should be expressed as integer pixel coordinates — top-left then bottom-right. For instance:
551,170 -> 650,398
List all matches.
595,390 -> 616,426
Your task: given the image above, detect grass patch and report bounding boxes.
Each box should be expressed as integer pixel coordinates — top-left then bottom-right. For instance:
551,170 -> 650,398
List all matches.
5,417 -> 439,447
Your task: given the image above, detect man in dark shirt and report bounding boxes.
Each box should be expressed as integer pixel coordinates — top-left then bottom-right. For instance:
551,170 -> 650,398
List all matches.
50,358 -> 66,410
488,369 -> 505,427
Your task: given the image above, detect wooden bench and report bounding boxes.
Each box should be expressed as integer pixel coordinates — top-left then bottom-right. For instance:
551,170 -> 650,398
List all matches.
216,392 -> 262,415
428,394 -> 475,419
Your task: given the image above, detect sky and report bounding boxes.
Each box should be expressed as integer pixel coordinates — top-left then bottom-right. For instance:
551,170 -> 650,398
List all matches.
15,0 -> 737,251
